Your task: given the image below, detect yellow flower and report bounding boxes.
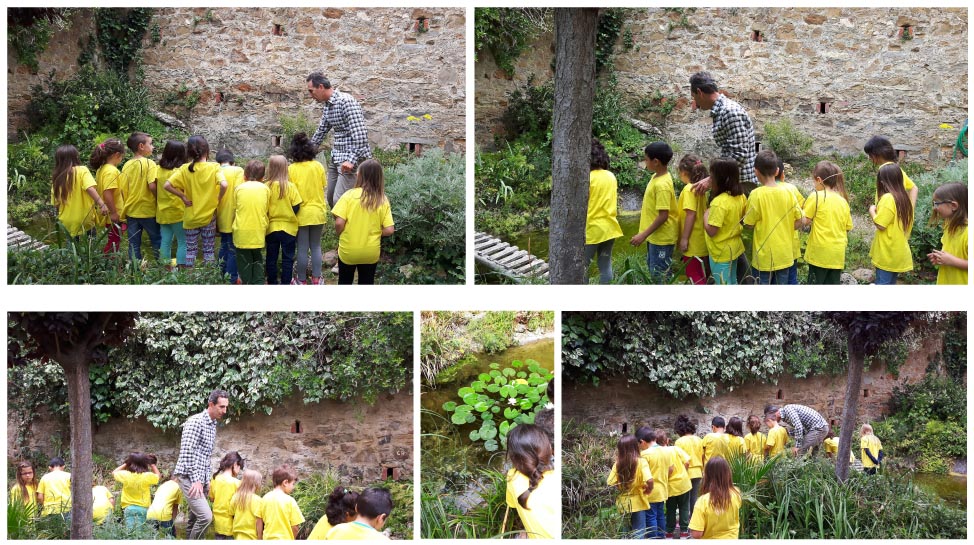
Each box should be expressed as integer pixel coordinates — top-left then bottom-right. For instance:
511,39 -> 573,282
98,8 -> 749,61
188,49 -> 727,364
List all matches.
423,113 -> 432,120
940,123 -> 955,130
406,115 -> 419,122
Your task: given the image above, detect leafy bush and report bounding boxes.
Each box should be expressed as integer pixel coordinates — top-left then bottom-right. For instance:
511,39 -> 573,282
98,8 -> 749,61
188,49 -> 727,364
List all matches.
501,77 -> 554,145
7,133 -> 55,205
474,8 -> 546,75
421,469 -> 511,538
763,118 -> 813,163
475,143 -> 551,238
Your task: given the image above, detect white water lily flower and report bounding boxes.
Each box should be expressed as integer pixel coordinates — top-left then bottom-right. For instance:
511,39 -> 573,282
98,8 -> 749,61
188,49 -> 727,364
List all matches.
508,398 -> 517,405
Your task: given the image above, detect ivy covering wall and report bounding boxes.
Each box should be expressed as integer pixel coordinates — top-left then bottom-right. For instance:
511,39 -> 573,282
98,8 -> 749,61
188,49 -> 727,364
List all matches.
8,312 -> 412,435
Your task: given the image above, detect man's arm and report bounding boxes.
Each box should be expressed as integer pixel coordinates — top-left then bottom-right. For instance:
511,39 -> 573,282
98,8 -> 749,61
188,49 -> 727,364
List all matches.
310,109 -> 331,148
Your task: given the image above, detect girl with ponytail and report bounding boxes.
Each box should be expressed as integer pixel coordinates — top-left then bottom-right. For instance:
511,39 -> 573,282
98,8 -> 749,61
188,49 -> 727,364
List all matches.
90,138 -> 127,253
505,423 -> 558,539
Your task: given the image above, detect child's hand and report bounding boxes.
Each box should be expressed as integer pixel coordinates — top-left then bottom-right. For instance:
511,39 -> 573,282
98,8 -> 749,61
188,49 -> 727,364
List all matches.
868,205 -> 877,218
679,238 -> 689,253
928,249 -> 945,265
182,198 -> 193,207
110,212 -> 120,223
630,232 -> 647,246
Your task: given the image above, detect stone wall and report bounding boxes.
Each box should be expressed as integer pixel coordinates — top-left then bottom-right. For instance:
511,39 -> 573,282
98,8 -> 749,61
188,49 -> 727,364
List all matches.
476,8 -> 968,163
7,7 -> 466,157
563,326 -> 946,435
8,391 -> 413,482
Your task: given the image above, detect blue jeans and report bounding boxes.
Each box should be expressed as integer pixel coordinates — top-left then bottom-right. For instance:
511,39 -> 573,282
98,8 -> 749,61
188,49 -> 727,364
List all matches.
630,509 -> 649,539
127,216 -> 161,260
787,263 -> 799,285
265,231 -> 296,284
647,243 -> 674,282
709,258 -> 737,285
647,501 -> 666,538
159,222 -> 187,266
758,268 -> 790,285
875,268 -> 898,285
151,519 -> 176,538
219,233 -> 238,283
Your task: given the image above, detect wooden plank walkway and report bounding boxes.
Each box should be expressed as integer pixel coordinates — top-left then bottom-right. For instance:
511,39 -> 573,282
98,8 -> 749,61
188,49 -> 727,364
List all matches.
7,224 -> 48,252
474,231 -> 548,281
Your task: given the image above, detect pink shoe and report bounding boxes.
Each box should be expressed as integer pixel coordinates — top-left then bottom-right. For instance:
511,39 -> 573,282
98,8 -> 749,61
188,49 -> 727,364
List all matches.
312,276 -> 325,285
290,278 -> 306,285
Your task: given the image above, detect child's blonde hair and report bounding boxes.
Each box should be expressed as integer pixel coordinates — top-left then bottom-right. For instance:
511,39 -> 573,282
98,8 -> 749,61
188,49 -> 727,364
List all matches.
861,423 -> 873,434
232,469 -> 262,512
265,155 -> 290,198
812,160 -> 849,201
354,159 -> 388,212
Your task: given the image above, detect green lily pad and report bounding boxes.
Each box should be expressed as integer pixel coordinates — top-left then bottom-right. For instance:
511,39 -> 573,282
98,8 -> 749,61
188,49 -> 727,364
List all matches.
471,381 -> 485,392
504,407 -> 520,420
474,401 -> 490,412
491,406 -> 500,414
486,384 -> 500,393
484,438 -> 499,451
511,360 -> 524,368
458,386 -> 475,397
469,430 -> 481,441
478,373 -> 491,382
465,413 -> 476,424
489,363 -> 500,370
451,412 -> 468,425
503,368 -> 516,377
442,401 -> 457,412
499,421 -> 511,435
454,404 -> 472,414
462,392 -> 479,406
520,399 -> 533,410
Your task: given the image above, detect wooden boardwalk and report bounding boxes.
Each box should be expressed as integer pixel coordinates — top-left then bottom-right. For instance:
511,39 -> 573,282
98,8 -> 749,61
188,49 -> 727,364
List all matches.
7,224 -> 48,252
474,231 -> 549,281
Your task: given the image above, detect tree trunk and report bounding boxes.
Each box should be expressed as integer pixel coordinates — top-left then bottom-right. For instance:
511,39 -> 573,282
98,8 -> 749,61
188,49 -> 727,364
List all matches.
836,335 -> 865,483
62,355 -> 94,539
549,8 -> 598,284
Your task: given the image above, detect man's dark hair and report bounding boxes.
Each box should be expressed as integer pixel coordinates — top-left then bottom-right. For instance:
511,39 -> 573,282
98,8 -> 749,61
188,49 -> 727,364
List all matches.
208,389 -> 230,405
356,487 -> 393,518
711,416 -> 726,428
306,72 -> 332,89
689,71 -> 719,94
863,135 -> 897,162
754,149 -> 780,177
644,141 -> 674,165
215,149 -> 234,165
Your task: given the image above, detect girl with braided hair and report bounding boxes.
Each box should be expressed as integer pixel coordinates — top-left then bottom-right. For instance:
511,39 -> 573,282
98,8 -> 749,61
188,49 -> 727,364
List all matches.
505,423 -> 558,538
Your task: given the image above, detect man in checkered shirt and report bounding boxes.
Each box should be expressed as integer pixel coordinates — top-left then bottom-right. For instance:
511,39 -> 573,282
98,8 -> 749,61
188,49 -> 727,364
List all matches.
173,389 -> 229,539
307,72 -> 372,208
689,71 -> 757,186
766,403 -> 829,456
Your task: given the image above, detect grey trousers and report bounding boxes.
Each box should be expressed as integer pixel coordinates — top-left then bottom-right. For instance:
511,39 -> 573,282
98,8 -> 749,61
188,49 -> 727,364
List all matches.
326,161 -> 358,208
798,426 -> 829,455
296,223 -> 324,280
584,239 -> 615,284
176,475 -> 213,539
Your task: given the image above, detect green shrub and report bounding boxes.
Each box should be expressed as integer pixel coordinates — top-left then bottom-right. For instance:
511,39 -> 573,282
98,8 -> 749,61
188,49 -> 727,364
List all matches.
763,118 -> 813,163
500,76 -> 554,145
7,133 -> 55,205
474,8 -> 545,76
475,143 -> 551,238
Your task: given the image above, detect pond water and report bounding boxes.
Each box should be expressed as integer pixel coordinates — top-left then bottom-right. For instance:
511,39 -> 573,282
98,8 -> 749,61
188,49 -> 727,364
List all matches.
911,472 -> 966,509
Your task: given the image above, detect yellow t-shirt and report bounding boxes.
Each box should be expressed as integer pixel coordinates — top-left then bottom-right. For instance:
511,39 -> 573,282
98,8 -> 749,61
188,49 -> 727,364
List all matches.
744,184 -> 800,272
95,164 -> 124,227
307,516 -> 333,540
705,193 -> 747,263
289,160 -> 328,227
233,181 -> 271,249
664,445 -> 692,497
52,166 -> 99,237
677,184 -> 709,257
675,435 -> 704,480
92,485 -> 114,523
937,225 -> 968,285
727,435 -> 747,459
114,470 -> 159,508
607,458 -> 652,513
210,473 -> 241,536
325,521 -> 389,540
823,437 -> 855,462
744,432 -> 766,459
167,161 -> 228,230
333,187 -> 395,265
688,490 -> 741,539
640,447 -> 670,503
9,483 -> 38,511
803,190 -> 853,269
216,165 -> 245,233
121,157 -> 158,218
228,493 -> 263,540
155,166 -> 185,225
860,435 -> 884,468
874,162 -> 916,204
766,425 -> 788,456
586,169 -> 623,245
701,432 -> 730,467
506,468 -> 558,539
870,193 -> 914,273
38,470 -> 72,515
146,480 -> 182,522
266,181 -> 303,236
778,181 -> 805,260
259,488 -> 305,540
639,172 -> 680,245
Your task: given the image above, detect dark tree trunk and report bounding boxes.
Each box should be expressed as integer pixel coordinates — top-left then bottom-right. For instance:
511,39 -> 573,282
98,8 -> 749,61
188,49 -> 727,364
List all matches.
836,335 -> 865,483
549,8 -> 598,284
63,356 -> 94,539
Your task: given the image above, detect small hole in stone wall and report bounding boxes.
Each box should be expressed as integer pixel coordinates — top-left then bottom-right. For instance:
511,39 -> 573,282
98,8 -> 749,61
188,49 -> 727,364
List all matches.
414,17 -> 430,33
386,467 -> 394,479
291,420 -> 302,433
622,423 -> 628,434
776,389 -> 783,400
215,92 -> 224,104
751,30 -> 763,42
755,142 -> 761,154
407,142 -> 424,156
272,135 -> 282,147
818,102 -> 830,114
273,24 -> 284,36
830,419 -> 836,427
863,389 -> 869,398
899,24 -> 914,40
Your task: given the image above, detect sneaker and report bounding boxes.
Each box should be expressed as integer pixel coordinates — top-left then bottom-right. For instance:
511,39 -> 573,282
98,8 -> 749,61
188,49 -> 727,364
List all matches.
666,533 -> 674,539
312,276 -> 325,285
290,278 -> 306,285
234,278 -> 243,285
330,264 -> 339,274
680,532 -> 689,539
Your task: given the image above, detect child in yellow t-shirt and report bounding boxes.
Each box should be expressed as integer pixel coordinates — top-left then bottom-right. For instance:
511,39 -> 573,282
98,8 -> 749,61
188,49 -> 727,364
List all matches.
744,149 -> 801,284
801,161 -> 853,284
216,149 -> 246,283
332,159 -> 395,285
823,429 -> 855,463
688,457 -> 741,539
324,488 -> 393,540
288,132 -> 329,285
90,138 -> 127,254
147,474 -> 183,537
233,161 -> 272,285
585,138 -> 624,283
504,424 -> 558,539
701,417 -> 730,467
156,140 -> 188,268
308,486 -> 358,539
764,414 -> 788,457
51,145 -> 109,238
112,452 -> 161,528
259,465 -> 305,540
635,426 -> 670,538
264,155 -> 303,284
864,135 -> 919,206
92,479 -> 115,524
209,451 -> 244,538
928,183 -> 968,285
657,429 -> 692,538
631,142 -> 679,281
869,164 -> 915,284
725,417 -> 747,459
228,469 -> 263,540
121,131 -> 161,261
607,435 -> 653,539
776,157 -> 805,285
37,457 -> 72,516
703,158 -> 747,284
673,415 -> 703,512
675,154 -> 710,285
744,416 -> 766,460
10,461 -> 39,514
860,424 -> 884,475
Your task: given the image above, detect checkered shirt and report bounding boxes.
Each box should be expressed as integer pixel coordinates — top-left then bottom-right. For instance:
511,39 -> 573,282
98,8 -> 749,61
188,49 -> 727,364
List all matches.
310,89 -> 372,167
710,94 -> 757,185
173,409 -> 217,485
779,404 -> 828,445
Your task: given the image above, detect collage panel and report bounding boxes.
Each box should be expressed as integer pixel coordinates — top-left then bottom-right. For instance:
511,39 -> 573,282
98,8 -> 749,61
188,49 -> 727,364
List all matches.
7,7 -> 465,285
474,7 -> 968,285
420,311 -> 556,539
561,311 -> 966,539
7,311 -> 414,539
